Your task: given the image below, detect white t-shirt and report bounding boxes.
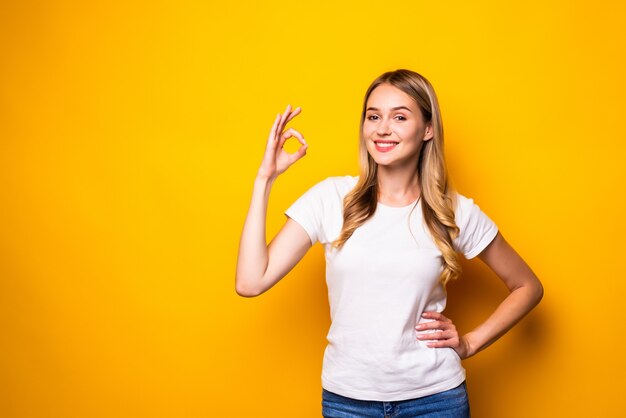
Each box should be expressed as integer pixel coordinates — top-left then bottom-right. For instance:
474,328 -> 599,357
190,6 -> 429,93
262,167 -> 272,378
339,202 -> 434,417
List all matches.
284,175 -> 499,401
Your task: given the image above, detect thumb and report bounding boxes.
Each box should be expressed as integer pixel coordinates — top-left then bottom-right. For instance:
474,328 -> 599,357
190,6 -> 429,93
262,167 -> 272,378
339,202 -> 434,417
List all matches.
289,143 -> 308,164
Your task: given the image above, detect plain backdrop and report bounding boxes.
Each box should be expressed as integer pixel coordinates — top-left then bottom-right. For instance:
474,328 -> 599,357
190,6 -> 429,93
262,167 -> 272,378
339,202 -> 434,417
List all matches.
1,0 -> 625,416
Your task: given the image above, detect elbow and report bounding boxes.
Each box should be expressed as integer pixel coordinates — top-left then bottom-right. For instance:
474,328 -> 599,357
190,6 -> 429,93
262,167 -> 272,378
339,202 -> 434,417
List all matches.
235,278 -> 262,298
511,275 -> 544,307
536,281 -> 544,304
531,276 -> 544,306
236,285 -> 259,298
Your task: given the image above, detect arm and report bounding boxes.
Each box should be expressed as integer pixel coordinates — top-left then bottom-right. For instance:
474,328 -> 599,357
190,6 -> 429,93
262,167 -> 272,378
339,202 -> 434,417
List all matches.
417,231 -> 544,358
235,176 -> 312,297
464,231 -> 543,356
235,104 -> 311,297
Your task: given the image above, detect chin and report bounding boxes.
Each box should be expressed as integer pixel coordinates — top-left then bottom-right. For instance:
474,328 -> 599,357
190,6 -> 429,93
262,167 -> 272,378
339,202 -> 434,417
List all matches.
371,156 -> 394,167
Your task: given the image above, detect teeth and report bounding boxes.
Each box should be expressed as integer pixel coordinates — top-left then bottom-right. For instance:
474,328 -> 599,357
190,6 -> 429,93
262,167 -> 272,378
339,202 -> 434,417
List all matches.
377,142 -> 397,148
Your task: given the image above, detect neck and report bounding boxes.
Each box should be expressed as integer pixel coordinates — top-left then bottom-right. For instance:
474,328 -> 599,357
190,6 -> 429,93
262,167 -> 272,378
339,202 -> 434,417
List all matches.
376,164 -> 421,204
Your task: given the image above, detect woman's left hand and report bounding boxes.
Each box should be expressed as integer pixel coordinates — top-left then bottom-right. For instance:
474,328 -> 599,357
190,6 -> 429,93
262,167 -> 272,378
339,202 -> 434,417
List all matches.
415,311 -> 474,360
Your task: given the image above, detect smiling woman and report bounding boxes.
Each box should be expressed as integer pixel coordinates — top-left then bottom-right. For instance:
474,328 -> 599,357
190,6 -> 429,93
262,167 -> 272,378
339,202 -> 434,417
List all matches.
363,85 -> 433,169
235,69 -> 543,418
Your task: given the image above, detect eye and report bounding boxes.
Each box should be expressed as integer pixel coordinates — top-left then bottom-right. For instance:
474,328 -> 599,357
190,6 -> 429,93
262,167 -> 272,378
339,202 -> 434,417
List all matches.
395,115 -> 406,121
366,115 -> 379,121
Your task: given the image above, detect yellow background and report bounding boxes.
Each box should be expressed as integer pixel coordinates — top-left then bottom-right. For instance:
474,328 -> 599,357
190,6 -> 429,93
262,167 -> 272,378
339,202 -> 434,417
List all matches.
1,0 -> 624,416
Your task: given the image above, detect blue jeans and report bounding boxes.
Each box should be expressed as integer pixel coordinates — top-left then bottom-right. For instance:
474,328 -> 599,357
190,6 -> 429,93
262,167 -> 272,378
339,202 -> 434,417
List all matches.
321,381 -> 470,418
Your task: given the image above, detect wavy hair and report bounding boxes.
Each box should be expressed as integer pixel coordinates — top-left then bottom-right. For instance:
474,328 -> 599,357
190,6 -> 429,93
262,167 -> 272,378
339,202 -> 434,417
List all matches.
330,69 -> 462,286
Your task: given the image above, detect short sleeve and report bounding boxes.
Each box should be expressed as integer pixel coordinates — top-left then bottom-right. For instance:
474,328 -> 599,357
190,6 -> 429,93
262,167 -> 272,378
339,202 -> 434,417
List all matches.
453,193 -> 499,259
284,178 -> 330,246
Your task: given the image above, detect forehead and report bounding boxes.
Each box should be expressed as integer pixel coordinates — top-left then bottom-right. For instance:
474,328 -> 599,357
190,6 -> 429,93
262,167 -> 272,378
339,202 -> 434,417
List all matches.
366,83 -> 418,110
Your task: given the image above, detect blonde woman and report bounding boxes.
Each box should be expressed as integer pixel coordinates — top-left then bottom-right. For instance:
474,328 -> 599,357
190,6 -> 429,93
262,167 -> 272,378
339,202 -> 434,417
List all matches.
236,69 -> 543,417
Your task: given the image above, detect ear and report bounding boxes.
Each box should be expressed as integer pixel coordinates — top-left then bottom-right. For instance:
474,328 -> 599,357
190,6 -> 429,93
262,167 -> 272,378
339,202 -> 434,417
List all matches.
423,123 -> 434,141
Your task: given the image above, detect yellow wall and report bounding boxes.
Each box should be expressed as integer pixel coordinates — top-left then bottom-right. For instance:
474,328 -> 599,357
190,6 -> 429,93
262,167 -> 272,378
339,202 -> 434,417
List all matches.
1,0 -> 624,416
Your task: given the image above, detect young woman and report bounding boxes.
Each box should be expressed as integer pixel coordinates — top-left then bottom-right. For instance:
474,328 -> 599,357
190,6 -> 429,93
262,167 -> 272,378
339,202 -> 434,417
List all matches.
236,69 -> 543,418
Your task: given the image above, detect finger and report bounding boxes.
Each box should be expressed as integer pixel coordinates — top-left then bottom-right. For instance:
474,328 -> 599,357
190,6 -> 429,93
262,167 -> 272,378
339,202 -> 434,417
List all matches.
275,105 -> 303,147
284,106 -> 302,124
288,143 -> 308,163
416,329 -> 454,341
272,106 -> 290,146
281,127 -> 306,143
277,104 -> 292,135
426,338 -> 459,348
415,320 -> 450,331
426,337 -> 459,349
421,311 -> 450,322
277,128 -> 306,149
281,144 -> 307,166
267,113 -> 282,148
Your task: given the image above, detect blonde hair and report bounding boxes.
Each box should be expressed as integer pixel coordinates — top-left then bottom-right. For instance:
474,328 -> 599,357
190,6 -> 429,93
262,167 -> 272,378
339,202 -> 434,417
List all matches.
330,69 -> 462,286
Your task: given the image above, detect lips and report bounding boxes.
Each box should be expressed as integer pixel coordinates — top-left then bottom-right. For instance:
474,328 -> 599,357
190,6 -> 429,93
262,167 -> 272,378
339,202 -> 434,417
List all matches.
374,140 -> 399,153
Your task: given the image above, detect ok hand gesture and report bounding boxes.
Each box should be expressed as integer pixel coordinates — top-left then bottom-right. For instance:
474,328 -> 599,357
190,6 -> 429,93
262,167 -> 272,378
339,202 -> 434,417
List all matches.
257,104 -> 308,181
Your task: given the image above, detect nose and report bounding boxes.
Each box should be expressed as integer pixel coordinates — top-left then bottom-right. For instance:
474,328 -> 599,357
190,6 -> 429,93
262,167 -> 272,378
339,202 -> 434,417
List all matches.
376,118 -> 392,136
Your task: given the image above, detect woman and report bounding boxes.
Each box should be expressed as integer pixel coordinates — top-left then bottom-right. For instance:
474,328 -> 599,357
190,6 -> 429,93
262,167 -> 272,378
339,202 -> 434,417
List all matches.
236,69 -> 543,417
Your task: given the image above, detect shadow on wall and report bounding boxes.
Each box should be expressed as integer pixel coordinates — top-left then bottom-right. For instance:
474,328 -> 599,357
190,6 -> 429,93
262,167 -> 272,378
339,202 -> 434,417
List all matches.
445,255 -> 550,414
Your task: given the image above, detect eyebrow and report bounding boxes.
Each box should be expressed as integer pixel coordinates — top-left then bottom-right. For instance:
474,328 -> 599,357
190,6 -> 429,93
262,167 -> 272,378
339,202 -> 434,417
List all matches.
366,106 -> 413,113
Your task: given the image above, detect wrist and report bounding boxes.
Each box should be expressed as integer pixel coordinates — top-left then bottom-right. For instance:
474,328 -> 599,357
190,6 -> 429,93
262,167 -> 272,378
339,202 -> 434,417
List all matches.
462,333 -> 481,358
255,172 -> 276,185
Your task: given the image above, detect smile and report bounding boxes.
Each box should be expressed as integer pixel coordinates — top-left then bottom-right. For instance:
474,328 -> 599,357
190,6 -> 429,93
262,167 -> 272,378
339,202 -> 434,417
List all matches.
374,141 -> 399,153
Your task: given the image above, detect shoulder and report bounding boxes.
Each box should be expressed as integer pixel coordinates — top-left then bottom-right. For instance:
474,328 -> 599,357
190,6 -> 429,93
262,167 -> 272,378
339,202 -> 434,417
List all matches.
316,175 -> 358,187
451,190 -> 498,232
324,175 -> 359,191
287,175 -> 357,209
452,191 -> 490,226
450,191 -> 499,258
306,175 -> 358,197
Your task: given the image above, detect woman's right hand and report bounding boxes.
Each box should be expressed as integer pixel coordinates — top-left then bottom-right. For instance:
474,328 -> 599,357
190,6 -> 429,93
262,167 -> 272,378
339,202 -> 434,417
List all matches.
257,104 -> 308,181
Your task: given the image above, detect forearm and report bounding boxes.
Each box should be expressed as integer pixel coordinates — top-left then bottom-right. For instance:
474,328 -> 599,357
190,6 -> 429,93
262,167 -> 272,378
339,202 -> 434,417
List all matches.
463,279 -> 543,357
235,174 -> 275,296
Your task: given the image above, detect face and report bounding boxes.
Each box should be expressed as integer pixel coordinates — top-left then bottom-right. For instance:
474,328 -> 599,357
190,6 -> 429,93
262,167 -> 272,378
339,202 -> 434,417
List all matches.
362,83 -> 433,169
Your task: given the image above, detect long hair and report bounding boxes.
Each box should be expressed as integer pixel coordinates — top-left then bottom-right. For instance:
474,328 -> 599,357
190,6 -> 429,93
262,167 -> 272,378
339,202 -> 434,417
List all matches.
330,69 -> 462,286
